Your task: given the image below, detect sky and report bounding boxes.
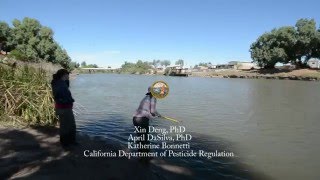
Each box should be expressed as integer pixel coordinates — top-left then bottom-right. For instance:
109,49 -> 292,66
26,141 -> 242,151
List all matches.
1,0 -> 320,68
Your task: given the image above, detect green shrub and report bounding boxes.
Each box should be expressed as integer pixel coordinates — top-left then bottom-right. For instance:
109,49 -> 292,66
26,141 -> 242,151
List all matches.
8,49 -> 28,61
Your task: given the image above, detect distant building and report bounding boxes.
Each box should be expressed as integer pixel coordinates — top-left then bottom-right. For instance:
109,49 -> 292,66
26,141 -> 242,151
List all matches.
307,58 -> 320,69
155,65 -> 166,71
216,64 -> 231,69
215,61 -> 238,69
196,65 -> 209,70
166,65 -> 190,76
214,61 -> 260,70
282,63 -> 296,69
229,61 -> 240,69
236,62 -> 255,70
275,63 -> 296,69
208,64 -> 217,69
228,61 -> 239,66
168,65 -> 182,69
151,65 -> 167,72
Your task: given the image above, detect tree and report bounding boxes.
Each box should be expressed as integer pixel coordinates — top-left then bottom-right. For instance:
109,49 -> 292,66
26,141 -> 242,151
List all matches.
10,18 -> 42,61
250,30 -> 290,68
0,21 -> 12,52
54,45 -> 71,69
79,61 -> 99,68
250,18 -> 320,68
294,19 -> 318,66
2,17 -> 74,69
198,62 -> 211,67
175,59 -> 184,67
121,60 -> 151,74
37,27 -> 57,62
160,60 -> 171,67
312,28 -> 320,57
88,64 -> 98,68
151,59 -> 161,66
81,61 -> 87,67
69,61 -> 80,70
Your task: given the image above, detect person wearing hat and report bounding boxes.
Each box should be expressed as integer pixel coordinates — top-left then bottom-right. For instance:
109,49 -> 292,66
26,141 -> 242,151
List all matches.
51,69 -> 77,147
133,86 -> 161,154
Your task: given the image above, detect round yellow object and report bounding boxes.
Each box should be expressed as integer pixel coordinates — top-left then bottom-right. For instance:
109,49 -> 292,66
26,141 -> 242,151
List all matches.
150,81 -> 169,99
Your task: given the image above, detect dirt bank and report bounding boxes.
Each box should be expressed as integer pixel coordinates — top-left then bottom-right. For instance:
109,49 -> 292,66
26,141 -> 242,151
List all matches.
191,69 -> 320,81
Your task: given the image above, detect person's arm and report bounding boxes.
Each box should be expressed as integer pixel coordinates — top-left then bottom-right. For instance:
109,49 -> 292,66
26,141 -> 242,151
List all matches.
150,98 -> 161,117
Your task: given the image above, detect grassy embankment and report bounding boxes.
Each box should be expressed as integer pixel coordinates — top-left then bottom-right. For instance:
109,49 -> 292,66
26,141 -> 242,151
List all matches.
0,56 -> 59,127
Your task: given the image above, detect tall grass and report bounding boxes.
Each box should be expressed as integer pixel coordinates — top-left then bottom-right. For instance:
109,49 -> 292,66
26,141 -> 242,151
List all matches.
0,65 -> 57,126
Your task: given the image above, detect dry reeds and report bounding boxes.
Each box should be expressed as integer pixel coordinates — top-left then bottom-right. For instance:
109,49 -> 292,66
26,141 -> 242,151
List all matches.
0,65 -> 57,126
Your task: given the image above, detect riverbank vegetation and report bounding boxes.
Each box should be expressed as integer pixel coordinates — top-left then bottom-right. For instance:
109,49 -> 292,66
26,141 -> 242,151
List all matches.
80,61 -> 98,68
0,63 -> 57,126
0,17 -> 79,126
0,17 -> 78,70
118,59 -> 185,74
250,18 -> 320,69
115,60 -> 172,74
120,60 -> 152,74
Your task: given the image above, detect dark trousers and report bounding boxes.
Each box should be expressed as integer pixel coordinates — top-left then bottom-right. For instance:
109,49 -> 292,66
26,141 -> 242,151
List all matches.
55,108 -> 76,146
133,117 -> 149,153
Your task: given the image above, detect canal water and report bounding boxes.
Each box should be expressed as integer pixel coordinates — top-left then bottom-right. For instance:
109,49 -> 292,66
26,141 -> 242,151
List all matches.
71,74 -> 320,180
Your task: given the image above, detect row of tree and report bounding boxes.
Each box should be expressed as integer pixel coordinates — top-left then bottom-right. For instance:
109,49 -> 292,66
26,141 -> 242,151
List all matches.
250,18 -> 320,69
121,60 -> 151,74
119,59 -> 185,74
80,61 -> 99,68
149,59 -> 171,67
194,62 -> 212,68
148,59 -> 185,67
0,17 -> 76,70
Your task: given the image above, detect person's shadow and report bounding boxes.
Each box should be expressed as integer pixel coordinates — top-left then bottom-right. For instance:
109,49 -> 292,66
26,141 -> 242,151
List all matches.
0,127 -> 61,179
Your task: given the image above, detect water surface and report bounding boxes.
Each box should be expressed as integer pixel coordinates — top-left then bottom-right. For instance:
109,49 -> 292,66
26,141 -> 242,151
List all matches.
71,74 -> 320,180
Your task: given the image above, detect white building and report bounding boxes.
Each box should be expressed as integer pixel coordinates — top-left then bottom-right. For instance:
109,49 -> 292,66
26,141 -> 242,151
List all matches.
307,58 -> 320,69
236,62 -> 255,70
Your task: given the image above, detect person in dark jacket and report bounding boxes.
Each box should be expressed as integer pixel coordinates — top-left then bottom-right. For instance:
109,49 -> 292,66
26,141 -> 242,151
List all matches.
51,69 -> 77,147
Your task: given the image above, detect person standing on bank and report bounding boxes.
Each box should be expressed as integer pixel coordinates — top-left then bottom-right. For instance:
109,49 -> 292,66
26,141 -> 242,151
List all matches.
133,87 -> 161,153
51,69 -> 77,147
